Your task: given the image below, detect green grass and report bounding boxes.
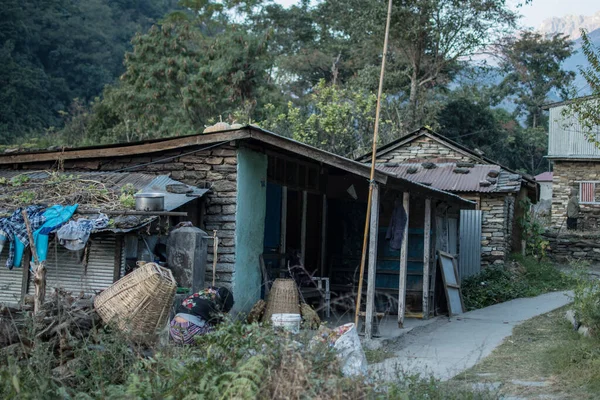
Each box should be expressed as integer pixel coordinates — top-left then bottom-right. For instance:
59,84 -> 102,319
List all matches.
455,306 -> 600,399
462,255 -> 575,311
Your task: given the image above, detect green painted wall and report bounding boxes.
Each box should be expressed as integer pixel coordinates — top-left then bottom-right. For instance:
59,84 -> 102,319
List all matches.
233,146 -> 267,315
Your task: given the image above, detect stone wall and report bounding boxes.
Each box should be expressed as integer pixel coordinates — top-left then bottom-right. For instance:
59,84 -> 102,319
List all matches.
544,231 -> 600,263
14,145 -> 238,289
551,160 -> 600,230
480,194 -> 511,266
375,135 -> 474,164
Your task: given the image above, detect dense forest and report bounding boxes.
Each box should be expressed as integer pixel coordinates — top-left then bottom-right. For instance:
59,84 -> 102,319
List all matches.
0,0 -> 585,175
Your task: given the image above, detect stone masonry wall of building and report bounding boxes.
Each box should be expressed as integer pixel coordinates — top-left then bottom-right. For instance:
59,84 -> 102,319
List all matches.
16,145 -> 238,289
375,136 -> 474,164
480,194 -> 510,267
551,160 -> 600,230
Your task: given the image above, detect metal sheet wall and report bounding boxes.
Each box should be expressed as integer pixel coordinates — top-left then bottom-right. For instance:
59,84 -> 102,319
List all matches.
458,210 -> 482,280
0,252 -> 24,306
549,105 -> 600,158
29,235 -> 120,296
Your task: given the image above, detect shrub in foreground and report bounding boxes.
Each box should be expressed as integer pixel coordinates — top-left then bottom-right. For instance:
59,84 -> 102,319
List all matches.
1,321 -> 493,399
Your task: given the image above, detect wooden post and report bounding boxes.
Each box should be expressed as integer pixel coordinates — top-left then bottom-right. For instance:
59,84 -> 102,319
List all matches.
320,194 -> 327,278
398,192 -> 410,328
422,198 -> 432,319
301,190 -> 308,266
365,184 -> 380,339
280,186 -> 288,270
22,210 -> 45,314
212,230 -> 219,287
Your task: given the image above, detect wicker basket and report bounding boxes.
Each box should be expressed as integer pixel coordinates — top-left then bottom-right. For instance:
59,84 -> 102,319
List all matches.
263,279 -> 300,322
94,263 -> 177,337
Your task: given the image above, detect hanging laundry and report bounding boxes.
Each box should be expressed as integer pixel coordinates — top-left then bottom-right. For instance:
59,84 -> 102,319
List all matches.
0,206 -> 46,269
57,214 -> 109,251
33,204 -> 79,262
386,198 -> 407,251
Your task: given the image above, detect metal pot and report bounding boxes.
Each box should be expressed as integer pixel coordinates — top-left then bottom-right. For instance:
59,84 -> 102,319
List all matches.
135,193 -> 165,211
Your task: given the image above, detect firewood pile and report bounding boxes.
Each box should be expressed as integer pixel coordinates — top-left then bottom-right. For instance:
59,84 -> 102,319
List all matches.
0,289 -> 101,360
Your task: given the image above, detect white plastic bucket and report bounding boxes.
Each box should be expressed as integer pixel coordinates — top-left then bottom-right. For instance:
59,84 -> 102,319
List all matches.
271,313 -> 301,334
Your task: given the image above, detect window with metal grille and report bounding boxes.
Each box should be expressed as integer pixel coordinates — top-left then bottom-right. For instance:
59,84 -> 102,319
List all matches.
579,182 -> 600,204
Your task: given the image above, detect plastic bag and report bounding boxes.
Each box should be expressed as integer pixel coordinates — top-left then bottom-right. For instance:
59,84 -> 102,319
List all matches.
332,323 -> 367,377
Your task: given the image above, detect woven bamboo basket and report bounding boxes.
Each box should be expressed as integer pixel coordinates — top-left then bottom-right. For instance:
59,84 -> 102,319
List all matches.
263,279 -> 300,322
94,262 -> 177,337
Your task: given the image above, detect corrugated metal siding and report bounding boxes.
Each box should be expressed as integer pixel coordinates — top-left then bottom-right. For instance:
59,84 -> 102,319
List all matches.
29,235 -> 119,296
459,210 -> 482,280
549,105 -> 600,158
0,253 -> 23,306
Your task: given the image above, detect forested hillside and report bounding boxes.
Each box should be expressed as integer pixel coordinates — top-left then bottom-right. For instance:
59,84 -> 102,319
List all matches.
0,0 -> 587,175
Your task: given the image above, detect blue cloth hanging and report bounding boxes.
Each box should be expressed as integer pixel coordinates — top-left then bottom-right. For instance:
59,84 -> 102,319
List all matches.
33,204 -> 79,263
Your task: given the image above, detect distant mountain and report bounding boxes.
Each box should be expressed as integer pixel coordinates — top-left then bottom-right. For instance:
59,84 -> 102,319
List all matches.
562,27 -> 600,95
538,11 -> 600,39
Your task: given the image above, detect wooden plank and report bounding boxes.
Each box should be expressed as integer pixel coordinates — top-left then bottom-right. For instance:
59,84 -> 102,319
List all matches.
249,129 -> 389,184
280,186 -> 288,270
422,198 -> 432,319
20,250 -> 31,301
398,192 -> 410,328
320,194 -> 327,278
0,130 -> 251,165
438,251 -> 465,315
301,190 -> 307,266
365,184 -> 380,339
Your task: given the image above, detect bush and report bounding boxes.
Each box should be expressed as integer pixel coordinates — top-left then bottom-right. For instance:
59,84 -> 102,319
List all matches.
572,266 -> 600,336
462,255 -> 574,310
0,320 -> 493,399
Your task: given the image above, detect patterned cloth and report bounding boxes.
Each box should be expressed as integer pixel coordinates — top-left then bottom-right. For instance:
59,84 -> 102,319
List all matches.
0,206 -> 46,269
169,315 -> 213,345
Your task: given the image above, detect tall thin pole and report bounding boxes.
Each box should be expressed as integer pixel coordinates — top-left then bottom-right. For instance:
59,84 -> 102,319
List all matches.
355,0 -> 393,326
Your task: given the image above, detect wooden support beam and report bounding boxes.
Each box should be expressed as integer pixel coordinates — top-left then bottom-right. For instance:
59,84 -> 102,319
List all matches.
280,186 -> 288,270
320,194 -> 327,278
398,192 -> 410,328
301,190 -> 307,266
365,184 -> 380,339
422,198 -> 432,319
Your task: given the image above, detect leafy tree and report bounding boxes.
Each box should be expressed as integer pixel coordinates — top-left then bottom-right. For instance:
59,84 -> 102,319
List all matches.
321,0 -> 518,130
497,31 -> 575,128
438,98 -> 512,165
80,10 -> 275,144
260,80 -> 398,158
0,0 -> 179,144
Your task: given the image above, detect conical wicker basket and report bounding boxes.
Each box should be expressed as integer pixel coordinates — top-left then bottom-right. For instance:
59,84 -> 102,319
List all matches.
94,263 -> 177,337
263,278 -> 300,322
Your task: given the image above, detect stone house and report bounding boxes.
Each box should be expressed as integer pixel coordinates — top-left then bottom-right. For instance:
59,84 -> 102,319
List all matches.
542,97 -> 600,262
357,127 -> 538,267
545,97 -> 600,230
0,126 -> 474,327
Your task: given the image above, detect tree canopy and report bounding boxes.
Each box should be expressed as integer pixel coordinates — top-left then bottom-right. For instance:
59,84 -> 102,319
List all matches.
0,0 -> 578,175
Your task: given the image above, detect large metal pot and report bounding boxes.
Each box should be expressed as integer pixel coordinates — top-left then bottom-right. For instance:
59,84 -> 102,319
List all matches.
135,193 -> 165,211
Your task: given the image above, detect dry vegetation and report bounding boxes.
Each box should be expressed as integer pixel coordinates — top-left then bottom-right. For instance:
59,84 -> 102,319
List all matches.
454,306 -> 600,399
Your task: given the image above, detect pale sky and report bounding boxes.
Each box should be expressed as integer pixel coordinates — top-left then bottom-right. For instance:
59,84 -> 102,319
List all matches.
274,0 -> 600,31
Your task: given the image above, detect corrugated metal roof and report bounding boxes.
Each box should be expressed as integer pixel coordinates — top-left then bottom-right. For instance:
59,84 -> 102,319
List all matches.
535,172 -> 553,182
0,171 -> 207,212
378,163 -> 521,193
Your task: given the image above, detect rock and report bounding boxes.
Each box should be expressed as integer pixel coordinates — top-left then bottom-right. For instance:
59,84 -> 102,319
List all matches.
565,309 -> 580,330
578,325 -> 592,337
